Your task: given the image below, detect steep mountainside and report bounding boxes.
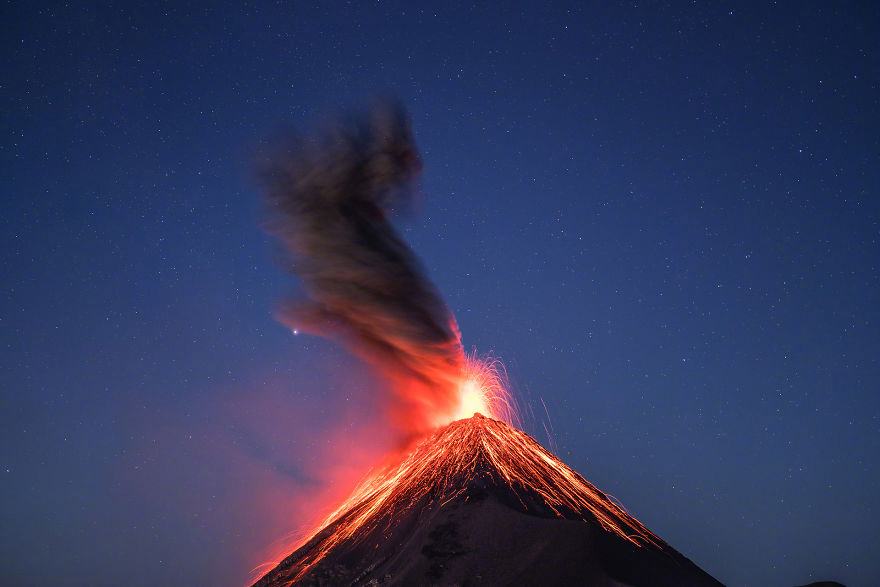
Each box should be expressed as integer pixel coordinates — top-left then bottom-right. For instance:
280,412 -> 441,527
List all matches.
254,414 -> 721,586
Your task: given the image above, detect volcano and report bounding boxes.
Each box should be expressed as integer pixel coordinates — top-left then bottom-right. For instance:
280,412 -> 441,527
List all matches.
253,414 -> 721,586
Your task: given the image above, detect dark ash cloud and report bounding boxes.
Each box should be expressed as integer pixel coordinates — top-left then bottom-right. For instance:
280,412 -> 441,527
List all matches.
261,102 -> 465,437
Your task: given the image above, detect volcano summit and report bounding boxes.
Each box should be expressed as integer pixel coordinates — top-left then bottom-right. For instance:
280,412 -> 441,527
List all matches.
253,414 -> 721,586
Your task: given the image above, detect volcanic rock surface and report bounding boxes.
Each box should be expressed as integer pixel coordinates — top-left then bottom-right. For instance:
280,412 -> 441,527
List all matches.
254,414 -> 721,586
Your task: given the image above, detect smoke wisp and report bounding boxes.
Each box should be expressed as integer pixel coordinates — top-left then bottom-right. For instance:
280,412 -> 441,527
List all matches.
262,102 -> 465,438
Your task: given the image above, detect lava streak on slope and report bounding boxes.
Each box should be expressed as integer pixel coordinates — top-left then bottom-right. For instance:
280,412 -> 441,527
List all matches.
254,413 -> 662,586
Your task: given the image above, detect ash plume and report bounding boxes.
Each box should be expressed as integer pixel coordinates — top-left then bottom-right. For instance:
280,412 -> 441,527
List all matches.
261,102 -> 465,437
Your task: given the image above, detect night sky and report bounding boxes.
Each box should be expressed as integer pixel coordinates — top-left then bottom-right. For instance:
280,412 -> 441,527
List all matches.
3,2 -> 879,586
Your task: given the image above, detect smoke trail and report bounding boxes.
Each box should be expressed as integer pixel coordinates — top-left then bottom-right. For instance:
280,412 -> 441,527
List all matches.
262,102 -> 465,438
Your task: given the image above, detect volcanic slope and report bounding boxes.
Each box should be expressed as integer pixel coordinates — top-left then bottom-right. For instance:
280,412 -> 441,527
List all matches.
254,414 -> 722,586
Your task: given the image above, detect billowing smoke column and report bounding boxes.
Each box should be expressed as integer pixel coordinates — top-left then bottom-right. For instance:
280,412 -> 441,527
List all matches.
262,102 -> 466,439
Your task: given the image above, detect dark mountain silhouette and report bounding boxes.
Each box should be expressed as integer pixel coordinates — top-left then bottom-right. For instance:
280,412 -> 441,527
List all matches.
254,414 -> 722,586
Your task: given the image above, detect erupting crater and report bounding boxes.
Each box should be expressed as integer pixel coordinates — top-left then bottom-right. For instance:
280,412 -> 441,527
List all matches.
252,414 -> 721,587
256,103 -> 721,586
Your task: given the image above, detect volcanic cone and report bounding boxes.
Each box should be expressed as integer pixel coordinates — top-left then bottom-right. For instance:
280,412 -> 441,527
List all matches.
254,414 -> 721,586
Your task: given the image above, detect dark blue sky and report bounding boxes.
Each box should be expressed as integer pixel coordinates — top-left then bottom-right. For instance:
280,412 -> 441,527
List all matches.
2,2 -> 878,586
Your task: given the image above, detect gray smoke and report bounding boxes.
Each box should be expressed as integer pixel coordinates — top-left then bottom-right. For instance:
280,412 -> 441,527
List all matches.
261,102 -> 465,437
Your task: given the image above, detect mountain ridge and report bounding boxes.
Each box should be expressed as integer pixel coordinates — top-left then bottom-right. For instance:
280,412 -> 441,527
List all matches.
254,414 -> 722,586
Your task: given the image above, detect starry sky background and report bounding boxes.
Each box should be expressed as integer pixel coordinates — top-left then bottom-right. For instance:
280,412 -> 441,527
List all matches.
2,2 -> 879,586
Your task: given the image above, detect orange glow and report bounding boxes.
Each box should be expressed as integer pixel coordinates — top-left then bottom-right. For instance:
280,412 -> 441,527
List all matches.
441,353 -> 520,427
254,411 -> 660,586
454,378 -> 486,420
251,353 -> 518,582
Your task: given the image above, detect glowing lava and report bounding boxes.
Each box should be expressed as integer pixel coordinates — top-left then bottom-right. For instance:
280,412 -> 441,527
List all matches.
443,354 -> 519,427
454,379 -> 486,420
253,411 -> 661,586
